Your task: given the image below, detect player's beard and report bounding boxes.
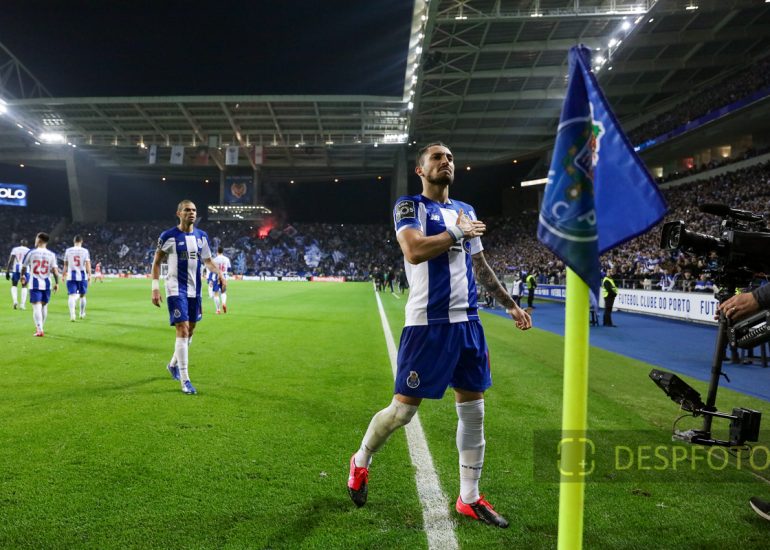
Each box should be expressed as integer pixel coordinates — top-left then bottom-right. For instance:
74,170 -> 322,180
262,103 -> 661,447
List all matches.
426,171 -> 453,186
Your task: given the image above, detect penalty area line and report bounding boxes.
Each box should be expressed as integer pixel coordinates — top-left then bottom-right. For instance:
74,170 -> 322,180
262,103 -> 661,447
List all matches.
373,287 -> 458,550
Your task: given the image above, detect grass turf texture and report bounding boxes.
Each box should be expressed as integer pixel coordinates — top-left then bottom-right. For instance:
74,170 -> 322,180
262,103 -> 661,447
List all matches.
0,280 -> 767,548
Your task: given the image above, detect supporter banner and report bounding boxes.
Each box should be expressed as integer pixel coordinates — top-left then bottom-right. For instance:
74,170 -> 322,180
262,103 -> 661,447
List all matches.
534,284 -> 566,301
224,175 -> 253,204
225,146 -> 239,166
311,276 -> 345,283
253,145 -> 264,165
0,183 -> 27,207
148,144 -> 157,165
612,288 -> 718,324
242,275 -> 310,282
170,145 -> 184,165
533,285 -> 718,324
194,145 -> 209,166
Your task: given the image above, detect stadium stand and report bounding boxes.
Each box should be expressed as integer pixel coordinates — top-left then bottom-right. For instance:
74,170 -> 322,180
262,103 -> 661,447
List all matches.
628,55 -> 770,145
4,161 -> 769,290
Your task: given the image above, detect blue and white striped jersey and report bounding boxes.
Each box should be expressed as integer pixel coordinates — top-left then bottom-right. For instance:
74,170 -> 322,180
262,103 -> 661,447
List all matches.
64,246 -> 90,281
157,227 -> 212,298
9,246 -> 29,274
393,194 -> 483,326
21,247 -> 57,290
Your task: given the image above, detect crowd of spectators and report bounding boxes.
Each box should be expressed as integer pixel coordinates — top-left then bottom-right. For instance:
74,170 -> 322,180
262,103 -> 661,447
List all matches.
628,56 -> 770,146
3,159 -> 770,290
484,160 -> 770,293
655,145 -> 770,184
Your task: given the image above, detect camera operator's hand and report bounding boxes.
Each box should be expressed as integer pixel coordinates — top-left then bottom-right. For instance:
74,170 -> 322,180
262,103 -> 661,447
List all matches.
718,293 -> 760,322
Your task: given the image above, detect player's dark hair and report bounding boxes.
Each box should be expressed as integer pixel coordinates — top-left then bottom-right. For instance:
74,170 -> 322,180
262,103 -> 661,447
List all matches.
218,246 -> 224,254
20,239 -> 28,246
415,141 -> 449,166
36,232 -> 50,243
177,199 -> 195,212
74,235 -> 83,243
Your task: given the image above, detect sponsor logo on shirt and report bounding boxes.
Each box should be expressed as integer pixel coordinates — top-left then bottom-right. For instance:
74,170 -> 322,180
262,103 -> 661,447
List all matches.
430,214 -> 441,222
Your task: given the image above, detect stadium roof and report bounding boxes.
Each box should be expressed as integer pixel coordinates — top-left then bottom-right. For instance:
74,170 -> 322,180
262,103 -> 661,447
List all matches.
0,0 -> 768,178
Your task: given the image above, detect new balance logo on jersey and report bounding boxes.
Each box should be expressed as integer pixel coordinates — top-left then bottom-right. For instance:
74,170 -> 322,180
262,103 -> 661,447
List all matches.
430,214 -> 441,222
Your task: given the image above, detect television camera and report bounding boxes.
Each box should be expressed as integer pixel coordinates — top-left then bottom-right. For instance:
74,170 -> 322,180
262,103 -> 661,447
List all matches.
651,204 -> 770,447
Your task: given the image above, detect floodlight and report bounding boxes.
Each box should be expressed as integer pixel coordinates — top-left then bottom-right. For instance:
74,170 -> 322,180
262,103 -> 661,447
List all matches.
39,132 -> 65,144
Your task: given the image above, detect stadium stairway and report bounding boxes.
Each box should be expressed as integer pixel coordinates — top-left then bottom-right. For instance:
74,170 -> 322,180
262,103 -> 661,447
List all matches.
484,301 -> 770,403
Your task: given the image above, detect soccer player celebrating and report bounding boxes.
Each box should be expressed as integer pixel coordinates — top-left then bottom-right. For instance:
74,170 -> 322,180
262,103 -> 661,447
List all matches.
63,235 -> 91,321
150,200 -> 225,395
20,232 -> 60,337
347,142 -> 532,528
6,238 -> 30,310
211,246 -> 231,314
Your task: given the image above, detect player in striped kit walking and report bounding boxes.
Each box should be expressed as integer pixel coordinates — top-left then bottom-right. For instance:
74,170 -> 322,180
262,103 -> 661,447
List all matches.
20,232 -> 60,337
63,235 -> 92,321
6,239 -> 30,310
150,200 -> 225,395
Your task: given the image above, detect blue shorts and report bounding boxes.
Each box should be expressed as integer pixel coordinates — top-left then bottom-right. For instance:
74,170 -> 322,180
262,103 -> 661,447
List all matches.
66,280 -> 88,295
211,277 -> 224,293
11,272 -> 22,285
395,321 -> 492,399
29,289 -> 51,304
167,296 -> 203,326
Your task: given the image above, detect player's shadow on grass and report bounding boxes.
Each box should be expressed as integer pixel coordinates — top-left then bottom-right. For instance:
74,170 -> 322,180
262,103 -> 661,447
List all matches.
65,335 -> 157,353
262,496 -> 344,548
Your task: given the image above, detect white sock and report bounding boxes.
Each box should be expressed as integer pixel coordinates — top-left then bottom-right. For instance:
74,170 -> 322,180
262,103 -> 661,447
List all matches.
21,287 -> 27,307
80,297 -> 86,316
11,286 -> 17,305
175,337 -> 189,383
42,304 -> 48,326
355,397 -> 418,468
68,295 -> 77,318
214,296 -> 221,310
222,293 -> 227,306
32,303 -> 43,331
457,399 -> 485,504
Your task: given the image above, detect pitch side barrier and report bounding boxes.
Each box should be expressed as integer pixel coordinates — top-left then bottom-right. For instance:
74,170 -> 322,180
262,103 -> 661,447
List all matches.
127,273 -> 346,282
534,284 -> 719,325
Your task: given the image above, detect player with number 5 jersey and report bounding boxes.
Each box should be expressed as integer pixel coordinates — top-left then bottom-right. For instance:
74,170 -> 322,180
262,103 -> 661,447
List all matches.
20,232 -> 60,337
63,235 -> 92,321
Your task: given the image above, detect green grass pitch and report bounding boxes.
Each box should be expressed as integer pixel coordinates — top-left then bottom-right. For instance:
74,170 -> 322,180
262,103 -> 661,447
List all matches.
1,279 -> 769,548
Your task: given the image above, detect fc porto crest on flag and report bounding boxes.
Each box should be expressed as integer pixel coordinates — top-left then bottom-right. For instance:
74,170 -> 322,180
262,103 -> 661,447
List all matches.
537,46 -> 667,298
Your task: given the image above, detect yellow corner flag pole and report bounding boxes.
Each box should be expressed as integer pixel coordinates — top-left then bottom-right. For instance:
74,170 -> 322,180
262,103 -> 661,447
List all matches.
558,267 -> 590,550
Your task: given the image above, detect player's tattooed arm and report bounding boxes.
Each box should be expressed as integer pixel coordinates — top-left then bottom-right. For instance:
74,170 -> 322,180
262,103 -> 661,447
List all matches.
472,252 -> 514,309
472,252 -> 532,330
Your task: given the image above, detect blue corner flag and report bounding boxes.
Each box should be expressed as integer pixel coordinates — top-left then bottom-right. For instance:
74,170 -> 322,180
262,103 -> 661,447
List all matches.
537,45 -> 667,297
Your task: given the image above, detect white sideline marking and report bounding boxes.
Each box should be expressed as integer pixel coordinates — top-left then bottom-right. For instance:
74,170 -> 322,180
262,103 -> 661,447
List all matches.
374,288 -> 458,550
